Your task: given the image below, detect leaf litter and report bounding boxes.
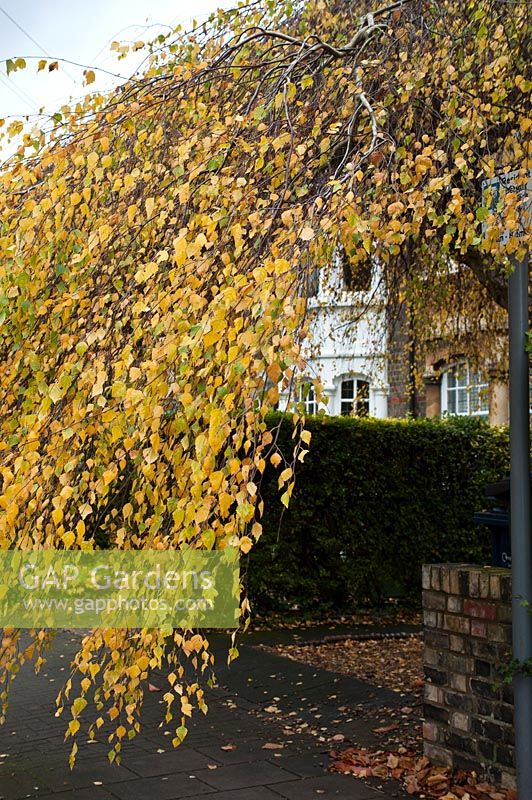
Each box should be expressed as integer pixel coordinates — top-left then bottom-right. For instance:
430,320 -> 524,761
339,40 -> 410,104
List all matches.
271,635 -> 424,695
330,747 -> 516,800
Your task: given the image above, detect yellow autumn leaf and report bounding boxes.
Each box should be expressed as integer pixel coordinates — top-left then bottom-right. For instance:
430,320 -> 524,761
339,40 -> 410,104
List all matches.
300,429 -> 311,444
267,363 -> 282,382
62,531 -> 75,548
219,492 -> 233,517
239,536 -> 253,553
137,655 -> 150,672
145,197 -> 155,218
102,469 -> 116,486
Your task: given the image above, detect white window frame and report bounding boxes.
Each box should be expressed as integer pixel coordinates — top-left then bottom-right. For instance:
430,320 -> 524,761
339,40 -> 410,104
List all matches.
297,380 -> 318,415
337,375 -> 370,417
441,362 -> 489,418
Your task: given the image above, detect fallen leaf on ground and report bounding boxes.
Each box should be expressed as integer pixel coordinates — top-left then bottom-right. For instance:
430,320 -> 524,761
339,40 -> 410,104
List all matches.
373,724 -> 399,734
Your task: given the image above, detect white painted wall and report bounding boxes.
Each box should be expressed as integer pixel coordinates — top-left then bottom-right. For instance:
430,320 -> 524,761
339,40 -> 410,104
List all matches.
280,255 -> 389,418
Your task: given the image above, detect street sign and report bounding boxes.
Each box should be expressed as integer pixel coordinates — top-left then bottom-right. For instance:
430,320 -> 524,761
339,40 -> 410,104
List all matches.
481,168 -> 532,243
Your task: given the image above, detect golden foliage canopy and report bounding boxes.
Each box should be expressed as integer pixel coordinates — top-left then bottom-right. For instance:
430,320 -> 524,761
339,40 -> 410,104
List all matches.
0,0 -> 529,763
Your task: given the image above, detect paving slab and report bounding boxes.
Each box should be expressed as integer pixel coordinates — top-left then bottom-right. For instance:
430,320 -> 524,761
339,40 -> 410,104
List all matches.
186,789 -> 282,800
35,789 -> 115,800
126,748 -> 219,778
109,773 -> 215,799
193,760 -> 299,791
270,773 -> 388,798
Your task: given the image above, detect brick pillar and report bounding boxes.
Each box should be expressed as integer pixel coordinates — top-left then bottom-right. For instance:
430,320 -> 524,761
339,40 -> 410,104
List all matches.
422,564 -> 515,790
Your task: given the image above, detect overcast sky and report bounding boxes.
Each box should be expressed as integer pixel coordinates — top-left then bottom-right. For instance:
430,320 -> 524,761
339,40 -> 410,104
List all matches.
0,0 -> 229,121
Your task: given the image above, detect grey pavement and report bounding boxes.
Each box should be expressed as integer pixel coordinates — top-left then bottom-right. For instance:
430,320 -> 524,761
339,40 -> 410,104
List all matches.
0,627 -> 417,800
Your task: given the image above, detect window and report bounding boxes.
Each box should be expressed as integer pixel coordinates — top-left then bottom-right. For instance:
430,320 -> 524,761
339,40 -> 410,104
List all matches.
339,247 -> 372,293
443,363 -> 489,418
298,382 -> 318,415
340,377 -> 370,417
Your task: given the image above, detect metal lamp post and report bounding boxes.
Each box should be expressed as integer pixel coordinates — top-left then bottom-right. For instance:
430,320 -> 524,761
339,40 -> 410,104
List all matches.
483,169 -> 531,797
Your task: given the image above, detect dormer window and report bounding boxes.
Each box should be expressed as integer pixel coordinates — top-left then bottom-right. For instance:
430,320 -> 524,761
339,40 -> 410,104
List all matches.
339,247 -> 372,292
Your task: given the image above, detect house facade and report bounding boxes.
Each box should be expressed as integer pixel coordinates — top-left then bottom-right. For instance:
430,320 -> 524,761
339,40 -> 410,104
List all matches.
280,252 -> 510,425
280,251 -> 389,418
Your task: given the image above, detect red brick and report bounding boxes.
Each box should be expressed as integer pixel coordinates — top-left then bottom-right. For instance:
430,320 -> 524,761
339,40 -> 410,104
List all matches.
463,600 -> 497,620
425,647 -> 444,667
471,619 -> 487,638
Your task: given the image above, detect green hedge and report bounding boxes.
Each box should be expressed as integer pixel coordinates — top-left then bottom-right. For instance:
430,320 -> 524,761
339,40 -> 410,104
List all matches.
246,414 -> 509,611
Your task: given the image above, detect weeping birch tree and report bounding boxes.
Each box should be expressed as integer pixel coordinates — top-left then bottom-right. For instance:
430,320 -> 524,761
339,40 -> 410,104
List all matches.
0,0 -> 529,763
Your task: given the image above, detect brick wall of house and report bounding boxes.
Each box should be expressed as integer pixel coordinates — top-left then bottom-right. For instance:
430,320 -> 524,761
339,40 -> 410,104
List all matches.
422,564 -> 515,789
386,301 -> 426,418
